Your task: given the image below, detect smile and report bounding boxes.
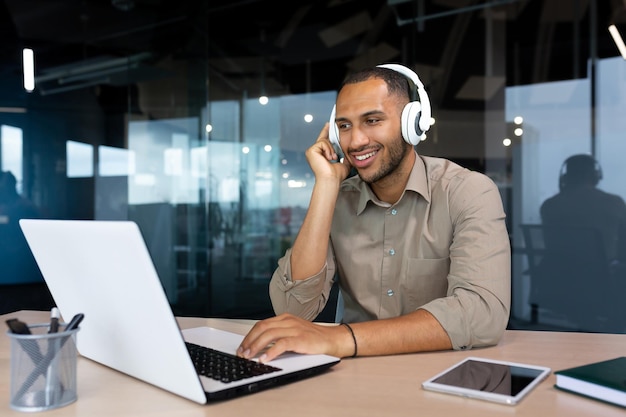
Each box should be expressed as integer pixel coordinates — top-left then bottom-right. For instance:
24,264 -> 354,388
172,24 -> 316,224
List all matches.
354,151 -> 377,161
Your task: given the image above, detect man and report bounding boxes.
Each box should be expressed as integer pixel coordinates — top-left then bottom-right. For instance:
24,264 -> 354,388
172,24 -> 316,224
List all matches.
237,64 -> 510,362
541,154 -> 626,264
534,154 -> 626,331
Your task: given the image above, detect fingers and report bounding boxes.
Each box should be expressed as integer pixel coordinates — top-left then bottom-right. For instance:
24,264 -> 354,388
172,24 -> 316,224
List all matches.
317,121 -> 330,140
237,313 -> 329,363
260,336 -> 297,363
237,314 -> 292,361
312,123 -> 339,162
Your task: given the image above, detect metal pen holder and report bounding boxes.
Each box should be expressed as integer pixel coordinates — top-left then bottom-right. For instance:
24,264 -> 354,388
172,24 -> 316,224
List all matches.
7,323 -> 80,412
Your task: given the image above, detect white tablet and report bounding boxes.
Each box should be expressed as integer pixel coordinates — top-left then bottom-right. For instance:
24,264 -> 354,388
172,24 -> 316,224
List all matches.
422,356 -> 551,405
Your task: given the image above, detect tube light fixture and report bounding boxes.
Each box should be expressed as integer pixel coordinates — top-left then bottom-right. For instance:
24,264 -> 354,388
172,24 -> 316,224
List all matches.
22,48 -> 35,92
608,24 -> 626,60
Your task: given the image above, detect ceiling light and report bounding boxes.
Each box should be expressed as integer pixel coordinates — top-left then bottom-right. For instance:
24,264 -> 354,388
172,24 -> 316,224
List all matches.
22,48 -> 34,92
608,24 -> 626,60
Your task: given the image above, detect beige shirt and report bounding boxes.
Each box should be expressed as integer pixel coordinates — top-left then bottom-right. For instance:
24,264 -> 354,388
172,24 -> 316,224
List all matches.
269,153 -> 511,350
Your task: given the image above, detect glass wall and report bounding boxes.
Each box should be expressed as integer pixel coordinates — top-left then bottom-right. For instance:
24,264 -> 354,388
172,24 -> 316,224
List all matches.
1,1 -> 625,330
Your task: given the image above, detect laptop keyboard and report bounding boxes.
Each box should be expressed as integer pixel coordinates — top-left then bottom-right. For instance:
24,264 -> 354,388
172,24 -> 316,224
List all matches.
186,342 -> 282,383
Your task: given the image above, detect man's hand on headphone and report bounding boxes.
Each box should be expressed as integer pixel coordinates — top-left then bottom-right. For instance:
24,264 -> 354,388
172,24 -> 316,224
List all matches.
306,123 -> 351,182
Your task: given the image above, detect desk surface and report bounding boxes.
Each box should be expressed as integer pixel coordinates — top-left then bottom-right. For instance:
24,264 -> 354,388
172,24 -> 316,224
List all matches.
2,310 -> 625,416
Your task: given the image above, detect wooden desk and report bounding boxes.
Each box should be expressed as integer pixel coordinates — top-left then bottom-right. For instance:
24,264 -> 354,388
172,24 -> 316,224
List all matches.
2,310 -> 625,416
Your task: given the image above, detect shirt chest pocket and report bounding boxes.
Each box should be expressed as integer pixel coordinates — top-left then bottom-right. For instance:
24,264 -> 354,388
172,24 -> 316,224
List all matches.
401,258 -> 450,310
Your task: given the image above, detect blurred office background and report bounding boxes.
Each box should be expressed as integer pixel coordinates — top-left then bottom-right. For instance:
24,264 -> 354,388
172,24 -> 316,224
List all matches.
1,0 -> 626,332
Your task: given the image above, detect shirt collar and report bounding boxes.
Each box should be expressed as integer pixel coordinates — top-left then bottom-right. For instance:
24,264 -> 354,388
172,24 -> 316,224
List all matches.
342,150 -> 431,215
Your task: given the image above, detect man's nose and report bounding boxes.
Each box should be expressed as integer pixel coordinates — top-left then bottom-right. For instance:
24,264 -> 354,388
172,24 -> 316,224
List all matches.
347,126 -> 370,150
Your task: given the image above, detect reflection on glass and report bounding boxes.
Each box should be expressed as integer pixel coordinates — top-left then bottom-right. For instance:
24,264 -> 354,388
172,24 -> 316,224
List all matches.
1,125 -> 23,192
509,56 -> 626,332
66,140 -> 94,178
99,145 -> 135,177
116,92 -> 336,317
530,153 -> 626,333
0,169 -> 42,286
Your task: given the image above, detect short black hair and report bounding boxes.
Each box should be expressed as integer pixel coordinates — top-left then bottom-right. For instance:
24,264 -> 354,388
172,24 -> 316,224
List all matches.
339,66 -> 414,102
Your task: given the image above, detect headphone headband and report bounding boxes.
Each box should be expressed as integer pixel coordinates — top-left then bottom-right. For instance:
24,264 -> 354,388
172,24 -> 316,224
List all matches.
376,63 -> 425,89
376,63 -> 432,144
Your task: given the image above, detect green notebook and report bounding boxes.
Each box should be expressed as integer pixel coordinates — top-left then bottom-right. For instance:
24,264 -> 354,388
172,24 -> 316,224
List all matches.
555,356 -> 626,408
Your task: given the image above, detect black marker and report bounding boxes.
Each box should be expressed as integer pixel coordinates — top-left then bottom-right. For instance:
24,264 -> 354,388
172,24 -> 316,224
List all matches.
6,318 -> 32,335
6,318 -> 44,364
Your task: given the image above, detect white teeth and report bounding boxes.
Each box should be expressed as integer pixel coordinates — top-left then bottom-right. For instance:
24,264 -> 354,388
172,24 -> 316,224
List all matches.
355,151 -> 376,161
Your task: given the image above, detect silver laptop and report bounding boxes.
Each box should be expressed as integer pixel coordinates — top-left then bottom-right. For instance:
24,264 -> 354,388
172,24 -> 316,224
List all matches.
19,219 -> 340,404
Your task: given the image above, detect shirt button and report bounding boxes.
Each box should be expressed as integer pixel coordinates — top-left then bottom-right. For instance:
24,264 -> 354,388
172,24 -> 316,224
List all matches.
389,249 -> 395,256
391,208 -> 397,215
387,289 -> 394,296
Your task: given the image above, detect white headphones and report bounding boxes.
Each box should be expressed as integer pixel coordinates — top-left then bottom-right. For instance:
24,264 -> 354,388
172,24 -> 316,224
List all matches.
328,63 -> 432,149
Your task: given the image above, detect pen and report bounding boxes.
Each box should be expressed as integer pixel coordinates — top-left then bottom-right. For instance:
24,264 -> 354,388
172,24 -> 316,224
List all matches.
46,307 -> 61,405
64,313 -> 85,331
48,307 -> 60,333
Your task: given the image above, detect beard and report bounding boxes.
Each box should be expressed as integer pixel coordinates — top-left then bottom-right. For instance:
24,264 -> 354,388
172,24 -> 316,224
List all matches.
357,135 -> 412,184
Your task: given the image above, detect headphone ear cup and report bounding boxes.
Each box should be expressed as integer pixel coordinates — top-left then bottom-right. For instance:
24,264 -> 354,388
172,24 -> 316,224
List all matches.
401,101 -> 423,146
595,161 -> 603,183
328,105 -> 340,147
328,105 -> 345,161
558,159 -> 568,191
416,84 -> 431,135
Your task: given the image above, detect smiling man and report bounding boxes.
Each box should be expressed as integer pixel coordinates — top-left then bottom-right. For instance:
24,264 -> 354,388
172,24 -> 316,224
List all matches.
237,64 -> 511,362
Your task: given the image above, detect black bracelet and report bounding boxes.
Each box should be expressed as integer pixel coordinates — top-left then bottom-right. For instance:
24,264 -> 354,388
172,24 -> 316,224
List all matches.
342,323 -> 357,357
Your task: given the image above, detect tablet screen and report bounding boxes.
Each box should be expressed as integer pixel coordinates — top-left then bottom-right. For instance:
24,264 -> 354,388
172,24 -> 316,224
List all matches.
422,357 -> 551,405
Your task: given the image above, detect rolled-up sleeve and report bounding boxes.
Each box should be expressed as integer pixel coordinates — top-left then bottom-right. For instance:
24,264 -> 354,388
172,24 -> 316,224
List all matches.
420,172 -> 511,350
269,246 -> 337,321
